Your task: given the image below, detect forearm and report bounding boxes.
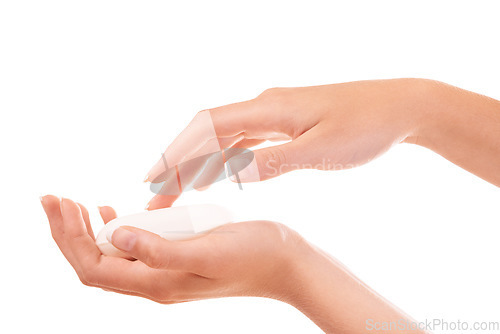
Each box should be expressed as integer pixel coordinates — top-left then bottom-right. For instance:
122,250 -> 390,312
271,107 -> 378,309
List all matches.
281,241 -> 427,334
405,79 -> 500,186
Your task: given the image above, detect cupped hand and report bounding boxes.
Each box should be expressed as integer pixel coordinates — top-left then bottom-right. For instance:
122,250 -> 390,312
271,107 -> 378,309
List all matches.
41,195 -> 304,303
41,195 -> 427,333
145,78 -> 430,209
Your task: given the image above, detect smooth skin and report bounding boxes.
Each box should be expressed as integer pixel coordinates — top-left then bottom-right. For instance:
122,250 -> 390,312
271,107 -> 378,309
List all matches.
42,78 -> 499,333
145,78 -> 500,209
41,195 -> 426,334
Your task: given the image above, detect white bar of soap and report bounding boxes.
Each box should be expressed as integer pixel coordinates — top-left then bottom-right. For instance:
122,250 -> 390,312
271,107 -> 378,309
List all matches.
95,204 -> 233,259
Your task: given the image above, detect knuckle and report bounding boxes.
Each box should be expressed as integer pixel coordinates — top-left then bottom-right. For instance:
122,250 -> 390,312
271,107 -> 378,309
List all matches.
79,272 -> 94,286
193,110 -> 203,120
272,222 -> 293,244
78,275 -> 90,286
145,251 -> 169,269
193,109 -> 211,122
189,111 -> 204,128
257,87 -> 291,105
256,220 -> 301,253
262,147 -> 287,172
78,266 -> 100,287
156,290 -> 173,302
260,220 -> 288,241
259,87 -> 278,96
259,87 -> 280,97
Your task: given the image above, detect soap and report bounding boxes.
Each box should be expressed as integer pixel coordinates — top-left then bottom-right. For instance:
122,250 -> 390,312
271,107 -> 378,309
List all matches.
95,204 -> 233,258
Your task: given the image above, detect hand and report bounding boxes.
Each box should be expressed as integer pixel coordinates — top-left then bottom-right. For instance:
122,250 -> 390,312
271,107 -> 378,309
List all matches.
144,78 -> 428,209
41,195 -> 426,334
41,195 -> 304,303
145,78 -> 500,210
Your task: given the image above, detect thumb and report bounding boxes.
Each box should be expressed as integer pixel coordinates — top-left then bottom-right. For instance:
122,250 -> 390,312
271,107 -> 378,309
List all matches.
110,226 -> 208,272
226,142 -> 303,182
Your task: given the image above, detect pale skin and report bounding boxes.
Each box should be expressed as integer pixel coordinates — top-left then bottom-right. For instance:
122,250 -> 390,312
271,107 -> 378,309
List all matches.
144,78 -> 500,209
41,196 -> 425,334
42,78 -> 499,333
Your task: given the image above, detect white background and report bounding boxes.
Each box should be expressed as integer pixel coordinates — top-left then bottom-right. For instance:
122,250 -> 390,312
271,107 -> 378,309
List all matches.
1,1 -> 499,333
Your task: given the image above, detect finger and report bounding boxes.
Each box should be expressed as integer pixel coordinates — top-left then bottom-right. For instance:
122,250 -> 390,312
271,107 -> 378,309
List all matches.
192,139 -> 264,190
96,262 -> 212,303
46,198 -> 199,302
146,163 -> 181,210
148,137 -> 260,208
146,133 -> 242,186
41,195 -> 64,239
77,202 -> 95,240
146,194 -> 178,211
61,198 -> 102,271
148,135 -> 244,187
100,286 -> 163,303
61,199 -> 170,296
209,99 -> 270,137
191,152 -> 227,191
145,110 -> 221,182
85,257 -> 167,297
98,206 -> 118,224
109,226 -> 212,273
52,198 -> 175,299
41,195 -> 77,263
180,136 -> 247,191
144,99 -> 272,183
226,132 -> 314,182
146,136 -> 248,209
175,154 -> 211,193
146,160 -> 192,210
147,164 -> 182,210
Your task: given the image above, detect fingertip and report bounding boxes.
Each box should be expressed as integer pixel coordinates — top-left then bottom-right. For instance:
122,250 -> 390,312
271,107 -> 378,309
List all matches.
40,195 -> 61,217
61,197 -> 74,210
98,206 -> 117,224
146,195 -> 176,211
42,194 -> 60,204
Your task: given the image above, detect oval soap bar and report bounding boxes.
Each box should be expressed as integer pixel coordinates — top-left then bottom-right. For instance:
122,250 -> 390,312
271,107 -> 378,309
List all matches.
95,204 -> 233,258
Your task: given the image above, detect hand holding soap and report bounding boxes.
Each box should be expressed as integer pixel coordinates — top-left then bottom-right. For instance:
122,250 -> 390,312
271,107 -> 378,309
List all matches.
95,204 -> 233,258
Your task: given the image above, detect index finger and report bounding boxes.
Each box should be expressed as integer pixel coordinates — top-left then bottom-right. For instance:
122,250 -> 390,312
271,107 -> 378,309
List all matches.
144,100 -> 264,183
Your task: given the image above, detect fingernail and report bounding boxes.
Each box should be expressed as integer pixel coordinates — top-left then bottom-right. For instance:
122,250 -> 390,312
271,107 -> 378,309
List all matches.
110,228 -> 137,251
39,195 -> 45,204
60,198 -> 67,217
143,173 -> 150,183
144,203 -> 150,210
227,155 -> 259,182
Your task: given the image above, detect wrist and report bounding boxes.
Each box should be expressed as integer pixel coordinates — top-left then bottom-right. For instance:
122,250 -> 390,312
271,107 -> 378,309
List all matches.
266,225 -> 317,302
274,235 -> 343,332
400,78 -> 443,146
402,79 -> 500,186
275,233 -> 427,334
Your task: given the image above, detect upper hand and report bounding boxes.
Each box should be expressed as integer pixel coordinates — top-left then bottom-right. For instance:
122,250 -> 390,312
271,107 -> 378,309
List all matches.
145,78 -> 428,209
